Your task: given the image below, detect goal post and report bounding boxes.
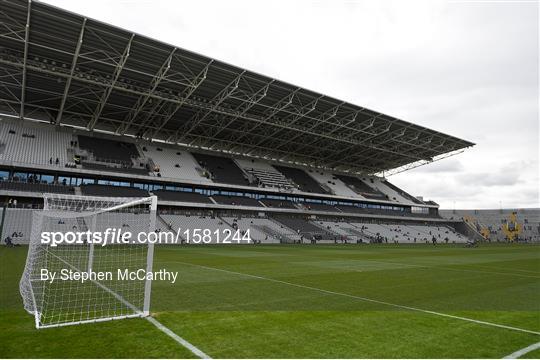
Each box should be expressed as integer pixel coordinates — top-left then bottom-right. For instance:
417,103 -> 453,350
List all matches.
19,194 -> 158,329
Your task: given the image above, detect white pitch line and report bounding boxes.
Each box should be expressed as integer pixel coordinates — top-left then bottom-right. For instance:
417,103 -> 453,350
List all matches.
147,316 -> 212,359
47,251 -> 211,358
170,261 -> 540,336
167,247 -> 540,279
504,341 -> 540,359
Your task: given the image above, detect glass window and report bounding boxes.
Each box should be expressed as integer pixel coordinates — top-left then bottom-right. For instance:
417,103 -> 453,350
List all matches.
411,206 -> 429,214
41,175 -> 54,184
13,172 -> 28,181
58,176 -> 71,185
0,170 -> 9,181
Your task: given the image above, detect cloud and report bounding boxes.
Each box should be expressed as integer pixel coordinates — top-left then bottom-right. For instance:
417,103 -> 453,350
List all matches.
412,159 -> 464,173
391,159 -> 539,208
458,172 -> 521,187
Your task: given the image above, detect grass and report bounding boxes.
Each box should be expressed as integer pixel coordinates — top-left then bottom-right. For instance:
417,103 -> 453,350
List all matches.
1,243 -> 539,358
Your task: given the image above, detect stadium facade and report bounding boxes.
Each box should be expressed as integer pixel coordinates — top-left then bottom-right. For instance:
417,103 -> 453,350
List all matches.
2,0 -> 536,245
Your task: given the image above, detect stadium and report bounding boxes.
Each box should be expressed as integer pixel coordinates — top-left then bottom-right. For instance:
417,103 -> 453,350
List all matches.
0,0 -> 538,358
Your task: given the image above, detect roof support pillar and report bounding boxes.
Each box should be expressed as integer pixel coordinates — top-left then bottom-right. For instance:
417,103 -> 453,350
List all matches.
56,18 -> 86,125
87,33 -> 134,131
117,47 -> 176,135
173,70 -> 246,143
19,0 -> 31,121
151,59 -> 213,139
209,80 -> 273,139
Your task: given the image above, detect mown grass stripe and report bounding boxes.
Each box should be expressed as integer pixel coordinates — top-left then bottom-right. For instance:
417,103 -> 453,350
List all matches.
147,316 -> 211,359
171,260 -> 540,336
504,341 -> 540,359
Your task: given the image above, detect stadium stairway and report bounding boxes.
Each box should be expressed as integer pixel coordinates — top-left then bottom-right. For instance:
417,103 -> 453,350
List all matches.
157,214 -> 175,234
343,225 -> 376,243
220,216 -> 281,243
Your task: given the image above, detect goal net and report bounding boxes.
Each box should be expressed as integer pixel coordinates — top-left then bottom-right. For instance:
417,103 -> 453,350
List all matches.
19,194 -> 157,329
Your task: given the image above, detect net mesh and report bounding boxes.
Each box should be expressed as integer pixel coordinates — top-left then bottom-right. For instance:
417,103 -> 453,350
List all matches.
19,194 -> 156,328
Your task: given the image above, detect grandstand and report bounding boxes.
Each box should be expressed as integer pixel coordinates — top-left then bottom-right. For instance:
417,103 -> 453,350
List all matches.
0,1 -> 538,359
0,0 -> 476,246
2,0 -> 538,249
0,105 -> 474,245
0,105 -> 476,245
440,208 -> 540,242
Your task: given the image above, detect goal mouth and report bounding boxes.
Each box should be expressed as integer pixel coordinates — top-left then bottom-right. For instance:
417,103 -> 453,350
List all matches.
19,194 -> 157,329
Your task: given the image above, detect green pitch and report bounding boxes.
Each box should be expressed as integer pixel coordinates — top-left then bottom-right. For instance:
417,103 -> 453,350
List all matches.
1,244 -> 539,358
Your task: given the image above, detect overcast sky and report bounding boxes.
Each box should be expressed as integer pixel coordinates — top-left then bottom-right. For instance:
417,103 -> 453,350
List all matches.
43,0 -> 539,210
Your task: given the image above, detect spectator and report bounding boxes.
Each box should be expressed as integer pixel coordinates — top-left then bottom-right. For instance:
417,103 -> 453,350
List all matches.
4,236 -> 19,247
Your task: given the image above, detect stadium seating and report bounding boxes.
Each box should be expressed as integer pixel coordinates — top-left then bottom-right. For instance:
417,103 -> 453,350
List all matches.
362,178 -> 416,204
235,158 -> 297,190
316,220 -> 372,242
160,214 -> 235,243
0,208 -> 33,244
0,119 -> 72,167
246,168 -> 297,190
192,153 -> 252,186
272,215 -> 334,240
308,170 -> 359,197
78,135 -> 140,165
441,209 -> 540,242
334,174 -> 388,200
0,119 -> 467,248
404,224 -> 464,243
314,219 -> 466,244
143,145 -> 212,183
221,216 -> 282,243
255,217 -> 302,243
273,165 -> 329,194
160,213 -> 309,244
344,221 -> 465,243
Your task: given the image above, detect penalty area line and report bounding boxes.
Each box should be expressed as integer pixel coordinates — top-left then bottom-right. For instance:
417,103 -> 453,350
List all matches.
147,316 -> 211,359
504,341 -> 540,359
169,261 -> 540,337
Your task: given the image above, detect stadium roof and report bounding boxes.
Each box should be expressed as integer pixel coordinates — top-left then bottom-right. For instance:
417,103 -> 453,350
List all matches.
0,0 -> 474,175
